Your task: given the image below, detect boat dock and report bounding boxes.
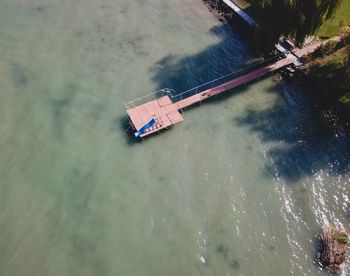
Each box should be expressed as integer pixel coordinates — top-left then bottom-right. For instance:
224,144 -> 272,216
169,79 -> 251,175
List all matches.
125,38 -> 339,138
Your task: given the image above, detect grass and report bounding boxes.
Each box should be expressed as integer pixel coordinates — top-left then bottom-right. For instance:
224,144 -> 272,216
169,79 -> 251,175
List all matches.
317,0 -> 350,38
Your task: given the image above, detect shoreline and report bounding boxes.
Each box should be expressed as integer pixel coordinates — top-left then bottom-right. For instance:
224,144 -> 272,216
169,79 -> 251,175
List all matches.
202,0 -> 350,122
202,0 -> 257,39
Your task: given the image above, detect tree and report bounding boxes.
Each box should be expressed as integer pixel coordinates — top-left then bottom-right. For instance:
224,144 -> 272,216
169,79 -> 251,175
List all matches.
253,0 -> 342,48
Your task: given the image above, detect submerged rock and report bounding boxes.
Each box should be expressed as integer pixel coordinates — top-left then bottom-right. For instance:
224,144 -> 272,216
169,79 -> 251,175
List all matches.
318,227 -> 349,273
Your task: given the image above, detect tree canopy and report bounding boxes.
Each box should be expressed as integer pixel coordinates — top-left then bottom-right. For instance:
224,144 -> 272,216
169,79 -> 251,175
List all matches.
254,0 -> 342,47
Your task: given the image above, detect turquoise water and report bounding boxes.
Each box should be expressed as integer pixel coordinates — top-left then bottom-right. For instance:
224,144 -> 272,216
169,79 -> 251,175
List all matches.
0,0 -> 349,275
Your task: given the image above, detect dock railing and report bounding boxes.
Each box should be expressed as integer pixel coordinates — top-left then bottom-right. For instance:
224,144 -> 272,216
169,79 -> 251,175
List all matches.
125,50 -> 289,109
124,88 -> 176,110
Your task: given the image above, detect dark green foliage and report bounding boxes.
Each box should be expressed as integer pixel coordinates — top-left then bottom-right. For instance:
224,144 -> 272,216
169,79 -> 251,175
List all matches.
252,0 -> 342,49
306,44 -> 350,105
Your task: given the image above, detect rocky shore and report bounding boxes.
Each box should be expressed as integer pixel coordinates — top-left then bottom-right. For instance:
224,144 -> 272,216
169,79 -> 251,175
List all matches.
318,227 -> 349,273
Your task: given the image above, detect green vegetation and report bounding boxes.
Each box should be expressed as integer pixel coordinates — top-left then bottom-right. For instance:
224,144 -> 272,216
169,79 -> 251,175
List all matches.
319,228 -> 349,273
236,0 -> 350,40
339,93 -> 350,104
235,0 -> 345,48
317,0 -> 350,38
234,0 -> 250,9
305,38 -> 350,106
333,229 -> 349,245
232,0 -> 350,110
231,0 -> 350,110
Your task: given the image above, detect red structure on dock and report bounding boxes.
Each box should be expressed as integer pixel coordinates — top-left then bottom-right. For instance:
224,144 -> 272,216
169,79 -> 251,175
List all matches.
126,38 -> 340,138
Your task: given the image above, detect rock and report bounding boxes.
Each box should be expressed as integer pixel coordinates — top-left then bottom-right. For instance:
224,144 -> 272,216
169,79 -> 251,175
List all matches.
318,227 -> 349,273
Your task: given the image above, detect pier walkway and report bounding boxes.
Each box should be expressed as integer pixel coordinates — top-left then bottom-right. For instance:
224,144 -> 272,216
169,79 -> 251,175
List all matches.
125,38 -> 339,138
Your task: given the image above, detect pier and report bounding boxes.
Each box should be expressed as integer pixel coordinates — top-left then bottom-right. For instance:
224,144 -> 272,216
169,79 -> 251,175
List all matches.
125,38 -> 339,138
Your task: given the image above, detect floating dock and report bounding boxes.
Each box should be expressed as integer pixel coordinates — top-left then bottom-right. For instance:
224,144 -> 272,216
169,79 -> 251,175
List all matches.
126,38 -> 340,138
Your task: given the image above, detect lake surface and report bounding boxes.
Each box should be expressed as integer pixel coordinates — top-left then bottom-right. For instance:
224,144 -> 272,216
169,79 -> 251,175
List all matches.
0,0 -> 349,275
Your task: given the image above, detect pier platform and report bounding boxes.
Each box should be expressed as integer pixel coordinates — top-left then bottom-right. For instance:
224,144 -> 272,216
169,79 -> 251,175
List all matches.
127,96 -> 183,137
126,37 -> 340,138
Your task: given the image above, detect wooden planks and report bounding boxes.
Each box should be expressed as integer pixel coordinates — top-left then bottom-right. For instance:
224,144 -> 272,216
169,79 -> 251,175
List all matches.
127,96 -> 184,137
126,38 -> 339,138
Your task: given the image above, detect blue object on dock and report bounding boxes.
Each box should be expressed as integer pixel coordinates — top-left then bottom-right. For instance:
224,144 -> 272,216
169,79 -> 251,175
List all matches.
134,118 -> 157,138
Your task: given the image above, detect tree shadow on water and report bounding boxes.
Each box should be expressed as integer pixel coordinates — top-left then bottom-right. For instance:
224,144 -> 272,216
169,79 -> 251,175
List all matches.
119,24 -> 252,144
150,24 -> 251,94
235,81 -> 350,183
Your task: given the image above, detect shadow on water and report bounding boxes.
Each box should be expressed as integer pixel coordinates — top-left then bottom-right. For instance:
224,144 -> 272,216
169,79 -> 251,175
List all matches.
120,22 -> 350,184
150,25 -> 250,94
118,116 -> 139,145
235,81 -> 350,183
118,115 -> 180,145
119,24 -> 252,144
119,21 -> 350,181
312,232 -> 325,272
118,115 -> 169,145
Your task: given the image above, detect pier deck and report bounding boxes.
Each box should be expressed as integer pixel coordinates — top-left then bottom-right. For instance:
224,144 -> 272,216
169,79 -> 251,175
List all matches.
126,37 -> 340,138
127,96 -> 184,137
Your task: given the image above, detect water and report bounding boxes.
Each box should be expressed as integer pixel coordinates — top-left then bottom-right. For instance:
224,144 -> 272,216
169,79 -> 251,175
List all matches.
0,0 -> 349,275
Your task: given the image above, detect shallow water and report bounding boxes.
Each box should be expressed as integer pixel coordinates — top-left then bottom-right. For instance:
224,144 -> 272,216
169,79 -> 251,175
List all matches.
0,0 -> 349,275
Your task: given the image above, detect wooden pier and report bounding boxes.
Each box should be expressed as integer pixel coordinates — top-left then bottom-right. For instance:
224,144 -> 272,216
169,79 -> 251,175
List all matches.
126,38 -> 340,138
